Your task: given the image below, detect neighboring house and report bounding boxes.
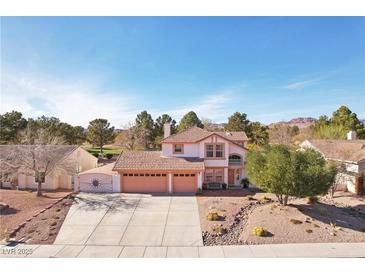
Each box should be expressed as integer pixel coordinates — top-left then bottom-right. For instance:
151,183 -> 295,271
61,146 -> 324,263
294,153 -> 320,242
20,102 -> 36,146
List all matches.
299,132 -> 365,194
0,145 -> 98,191
105,124 -> 248,194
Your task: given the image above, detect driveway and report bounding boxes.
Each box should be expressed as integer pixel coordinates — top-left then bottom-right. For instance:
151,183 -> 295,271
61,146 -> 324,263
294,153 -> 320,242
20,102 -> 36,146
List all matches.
54,193 -> 203,247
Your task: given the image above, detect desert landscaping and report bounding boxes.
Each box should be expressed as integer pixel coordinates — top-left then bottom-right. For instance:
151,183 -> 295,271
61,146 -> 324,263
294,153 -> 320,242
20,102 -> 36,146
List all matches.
0,189 -> 72,243
198,190 -> 365,246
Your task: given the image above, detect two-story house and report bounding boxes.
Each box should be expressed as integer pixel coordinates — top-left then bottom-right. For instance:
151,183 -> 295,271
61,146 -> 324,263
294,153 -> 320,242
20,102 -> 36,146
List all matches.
111,124 -> 248,194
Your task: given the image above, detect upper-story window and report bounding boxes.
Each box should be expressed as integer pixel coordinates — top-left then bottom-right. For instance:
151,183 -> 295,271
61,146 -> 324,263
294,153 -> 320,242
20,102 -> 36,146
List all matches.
205,143 -> 225,158
173,144 -> 184,154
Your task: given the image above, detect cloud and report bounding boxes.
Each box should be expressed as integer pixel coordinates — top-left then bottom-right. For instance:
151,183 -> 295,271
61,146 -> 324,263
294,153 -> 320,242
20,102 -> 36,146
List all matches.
0,72 -> 139,128
0,72 -> 236,127
283,79 -> 319,90
159,90 -> 234,123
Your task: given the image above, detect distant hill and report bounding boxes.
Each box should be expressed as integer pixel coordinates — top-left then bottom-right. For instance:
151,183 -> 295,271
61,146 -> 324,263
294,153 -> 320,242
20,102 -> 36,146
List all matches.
268,117 -> 317,129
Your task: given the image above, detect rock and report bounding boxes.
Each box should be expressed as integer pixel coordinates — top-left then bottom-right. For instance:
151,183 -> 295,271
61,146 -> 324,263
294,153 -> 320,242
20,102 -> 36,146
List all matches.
0,202 -> 9,211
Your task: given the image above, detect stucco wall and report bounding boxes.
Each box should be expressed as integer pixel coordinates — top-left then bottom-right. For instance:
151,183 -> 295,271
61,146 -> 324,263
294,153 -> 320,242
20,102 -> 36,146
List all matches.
336,172 -> 356,193
78,173 -> 113,192
162,143 -> 200,157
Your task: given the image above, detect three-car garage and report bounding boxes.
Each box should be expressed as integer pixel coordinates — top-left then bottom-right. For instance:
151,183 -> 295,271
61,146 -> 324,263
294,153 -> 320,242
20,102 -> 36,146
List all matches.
121,172 -> 198,194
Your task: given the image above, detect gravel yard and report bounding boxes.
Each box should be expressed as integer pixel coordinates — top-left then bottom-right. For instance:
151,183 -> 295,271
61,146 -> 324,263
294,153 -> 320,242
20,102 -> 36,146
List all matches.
0,189 -> 71,241
197,190 -> 365,246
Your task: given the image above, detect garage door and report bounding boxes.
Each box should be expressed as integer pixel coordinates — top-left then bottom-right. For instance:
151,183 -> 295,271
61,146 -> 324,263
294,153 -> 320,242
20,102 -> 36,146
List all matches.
173,173 -> 197,193
122,173 -> 168,193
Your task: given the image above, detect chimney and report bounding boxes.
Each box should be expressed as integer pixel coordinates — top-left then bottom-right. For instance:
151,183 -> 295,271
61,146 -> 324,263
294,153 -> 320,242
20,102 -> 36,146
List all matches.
347,130 -> 357,140
164,122 -> 171,138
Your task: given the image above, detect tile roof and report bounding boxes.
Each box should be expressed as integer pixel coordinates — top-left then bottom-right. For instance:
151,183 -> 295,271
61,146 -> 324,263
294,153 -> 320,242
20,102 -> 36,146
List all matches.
113,151 -> 204,171
79,163 -> 117,175
0,145 -> 79,169
161,126 -> 248,143
304,139 -> 365,163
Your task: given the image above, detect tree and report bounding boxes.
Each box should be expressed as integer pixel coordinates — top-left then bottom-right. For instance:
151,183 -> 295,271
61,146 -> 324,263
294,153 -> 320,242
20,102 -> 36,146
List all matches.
331,105 -> 360,129
201,118 -> 224,131
135,111 -> 155,149
269,124 -> 298,144
246,145 -> 337,205
154,114 -> 176,148
177,111 -> 203,132
60,124 -> 86,145
0,111 -> 27,144
87,118 -> 115,154
247,122 -> 269,145
225,112 -> 250,132
312,106 -> 365,139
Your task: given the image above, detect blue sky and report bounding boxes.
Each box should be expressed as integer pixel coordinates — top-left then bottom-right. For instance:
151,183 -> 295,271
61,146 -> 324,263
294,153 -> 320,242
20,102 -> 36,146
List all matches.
1,17 -> 364,127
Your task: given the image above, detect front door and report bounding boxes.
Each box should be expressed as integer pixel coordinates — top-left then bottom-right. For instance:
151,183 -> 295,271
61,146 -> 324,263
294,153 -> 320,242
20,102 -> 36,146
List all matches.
228,169 -> 235,185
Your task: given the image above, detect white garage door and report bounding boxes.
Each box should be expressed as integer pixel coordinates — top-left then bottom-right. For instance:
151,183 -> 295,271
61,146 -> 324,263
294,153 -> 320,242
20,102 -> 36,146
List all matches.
79,173 -> 113,193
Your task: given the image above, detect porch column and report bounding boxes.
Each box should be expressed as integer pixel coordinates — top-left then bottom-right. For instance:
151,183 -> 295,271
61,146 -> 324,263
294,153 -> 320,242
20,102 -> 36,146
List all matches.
224,168 -> 228,184
113,174 -> 121,193
168,173 -> 173,193
197,171 -> 203,189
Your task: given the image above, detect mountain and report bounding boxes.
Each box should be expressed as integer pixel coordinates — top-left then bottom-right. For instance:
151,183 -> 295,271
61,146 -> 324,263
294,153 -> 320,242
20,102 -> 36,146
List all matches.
268,117 -> 317,129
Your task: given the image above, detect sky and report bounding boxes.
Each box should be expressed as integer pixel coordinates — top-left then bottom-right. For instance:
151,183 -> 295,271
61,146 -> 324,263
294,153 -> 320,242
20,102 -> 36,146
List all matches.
1,17 -> 364,128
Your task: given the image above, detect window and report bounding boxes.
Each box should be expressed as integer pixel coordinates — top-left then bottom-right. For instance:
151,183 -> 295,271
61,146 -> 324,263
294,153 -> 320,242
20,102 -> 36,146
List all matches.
215,144 -> 224,158
173,144 -> 184,154
205,168 -> 224,183
205,143 -> 225,158
206,144 -> 214,157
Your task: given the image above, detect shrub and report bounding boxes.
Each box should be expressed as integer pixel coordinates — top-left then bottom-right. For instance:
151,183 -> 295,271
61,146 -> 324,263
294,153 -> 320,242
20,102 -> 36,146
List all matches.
106,153 -> 113,159
307,196 -> 319,204
252,226 -> 267,237
50,221 -> 57,226
212,224 -> 227,235
246,145 -> 337,205
246,195 -> 255,201
196,188 -> 203,195
313,224 -> 320,228
92,152 -> 99,158
305,229 -> 313,233
290,219 -> 303,225
241,178 -> 250,188
207,212 -> 220,221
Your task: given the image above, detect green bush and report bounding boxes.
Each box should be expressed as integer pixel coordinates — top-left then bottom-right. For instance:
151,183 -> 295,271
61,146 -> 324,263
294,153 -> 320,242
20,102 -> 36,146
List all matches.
207,212 -> 220,221
290,219 -> 303,225
246,145 -> 337,205
196,188 -> 203,195
105,153 -> 113,159
241,178 -> 250,188
92,152 -> 99,158
252,226 -> 267,237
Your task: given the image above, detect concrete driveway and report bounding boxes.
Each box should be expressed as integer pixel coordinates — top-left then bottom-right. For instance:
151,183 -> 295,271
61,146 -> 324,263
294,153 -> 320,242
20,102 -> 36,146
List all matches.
54,193 -> 203,247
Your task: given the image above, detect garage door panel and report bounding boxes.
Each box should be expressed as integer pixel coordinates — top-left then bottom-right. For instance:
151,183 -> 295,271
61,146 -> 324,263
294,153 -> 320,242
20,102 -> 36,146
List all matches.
122,174 -> 167,193
173,173 -> 197,193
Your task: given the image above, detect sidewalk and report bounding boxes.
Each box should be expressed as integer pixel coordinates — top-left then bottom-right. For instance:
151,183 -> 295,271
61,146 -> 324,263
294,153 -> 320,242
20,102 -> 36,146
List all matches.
1,242 -> 364,258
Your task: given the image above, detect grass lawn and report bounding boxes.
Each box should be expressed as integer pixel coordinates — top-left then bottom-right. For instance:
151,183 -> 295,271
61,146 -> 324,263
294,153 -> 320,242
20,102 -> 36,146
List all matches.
86,147 -> 122,155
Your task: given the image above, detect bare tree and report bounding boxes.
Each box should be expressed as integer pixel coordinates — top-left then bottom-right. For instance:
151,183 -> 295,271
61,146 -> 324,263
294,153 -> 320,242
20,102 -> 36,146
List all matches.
121,122 -> 143,150
3,128 -> 77,196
